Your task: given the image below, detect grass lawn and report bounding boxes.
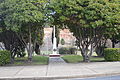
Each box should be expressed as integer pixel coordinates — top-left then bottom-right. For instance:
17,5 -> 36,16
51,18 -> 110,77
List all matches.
10,56 -> 48,66
62,55 -> 105,63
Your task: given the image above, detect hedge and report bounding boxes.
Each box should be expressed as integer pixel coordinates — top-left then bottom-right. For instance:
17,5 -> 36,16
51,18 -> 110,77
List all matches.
59,47 -> 77,54
61,38 -> 65,45
104,48 -> 120,61
0,50 -> 11,66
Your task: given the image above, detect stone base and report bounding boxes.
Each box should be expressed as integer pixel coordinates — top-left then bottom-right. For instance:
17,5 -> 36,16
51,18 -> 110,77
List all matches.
49,54 -> 60,57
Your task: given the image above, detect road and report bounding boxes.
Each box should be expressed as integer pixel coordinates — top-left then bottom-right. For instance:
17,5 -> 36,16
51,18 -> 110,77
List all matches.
72,75 -> 120,80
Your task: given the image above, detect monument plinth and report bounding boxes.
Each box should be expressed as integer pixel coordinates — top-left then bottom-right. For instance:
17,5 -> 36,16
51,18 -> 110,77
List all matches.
49,26 -> 60,57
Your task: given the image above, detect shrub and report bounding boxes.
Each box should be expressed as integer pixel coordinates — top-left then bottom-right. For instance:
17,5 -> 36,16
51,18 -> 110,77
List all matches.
61,38 -> 65,45
36,52 -> 41,55
104,48 -> 120,61
59,47 -> 69,54
21,52 -> 26,57
0,50 -> 11,66
59,47 -> 77,54
69,47 -> 77,54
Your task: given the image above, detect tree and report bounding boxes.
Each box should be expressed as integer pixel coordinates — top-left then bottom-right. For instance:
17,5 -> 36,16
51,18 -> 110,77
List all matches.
0,0 -> 48,61
61,38 -> 65,45
49,0 -> 120,62
35,27 -> 44,55
0,30 -> 25,61
96,27 -> 120,56
110,28 -> 120,48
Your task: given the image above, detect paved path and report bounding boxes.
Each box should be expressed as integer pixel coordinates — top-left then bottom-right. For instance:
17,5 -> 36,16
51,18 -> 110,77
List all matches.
0,57 -> 120,80
49,57 -> 66,64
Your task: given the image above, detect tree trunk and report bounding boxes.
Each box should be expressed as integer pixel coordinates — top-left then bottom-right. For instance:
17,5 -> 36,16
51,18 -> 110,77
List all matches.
28,26 -> 32,62
81,49 -> 90,62
96,46 -> 104,57
10,53 -> 14,64
28,44 -> 32,62
35,43 -> 41,55
112,41 -> 115,48
83,55 -> 90,62
96,39 -> 107,57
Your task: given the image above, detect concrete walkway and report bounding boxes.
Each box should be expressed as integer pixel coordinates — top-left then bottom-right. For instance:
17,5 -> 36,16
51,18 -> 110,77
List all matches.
0,57 -> 120,80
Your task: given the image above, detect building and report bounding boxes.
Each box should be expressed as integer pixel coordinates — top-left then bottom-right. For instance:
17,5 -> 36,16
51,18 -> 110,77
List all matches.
40,28 -> 76,52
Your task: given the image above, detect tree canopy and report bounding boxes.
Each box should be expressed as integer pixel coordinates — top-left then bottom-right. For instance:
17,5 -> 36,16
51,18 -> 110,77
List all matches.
49,0 -> 120,62
0,0 -> 48,62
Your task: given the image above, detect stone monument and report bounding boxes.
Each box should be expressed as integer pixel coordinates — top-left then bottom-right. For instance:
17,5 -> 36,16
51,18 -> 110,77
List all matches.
49,26 -> 60,57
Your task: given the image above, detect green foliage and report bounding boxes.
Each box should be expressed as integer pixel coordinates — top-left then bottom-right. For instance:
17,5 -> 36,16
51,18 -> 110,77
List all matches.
36,53 -> 40,55
49,0 -> 120,62
61,38 -> 65,45
20,25 -> 44,45
0,30 -> 25,59
0,0 -> 48,28
0,0 -> 48,61
104,48 -> 120,61
59,47 -> 77,54
37,28 -> 44,45
0,28 -> 2,32
49,0 -> 120,36
0,0 -> 46,46
20,52 -> 26,57
0,50 -> 10,66
59,47 -> 69,54
35,51 -> 41,55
